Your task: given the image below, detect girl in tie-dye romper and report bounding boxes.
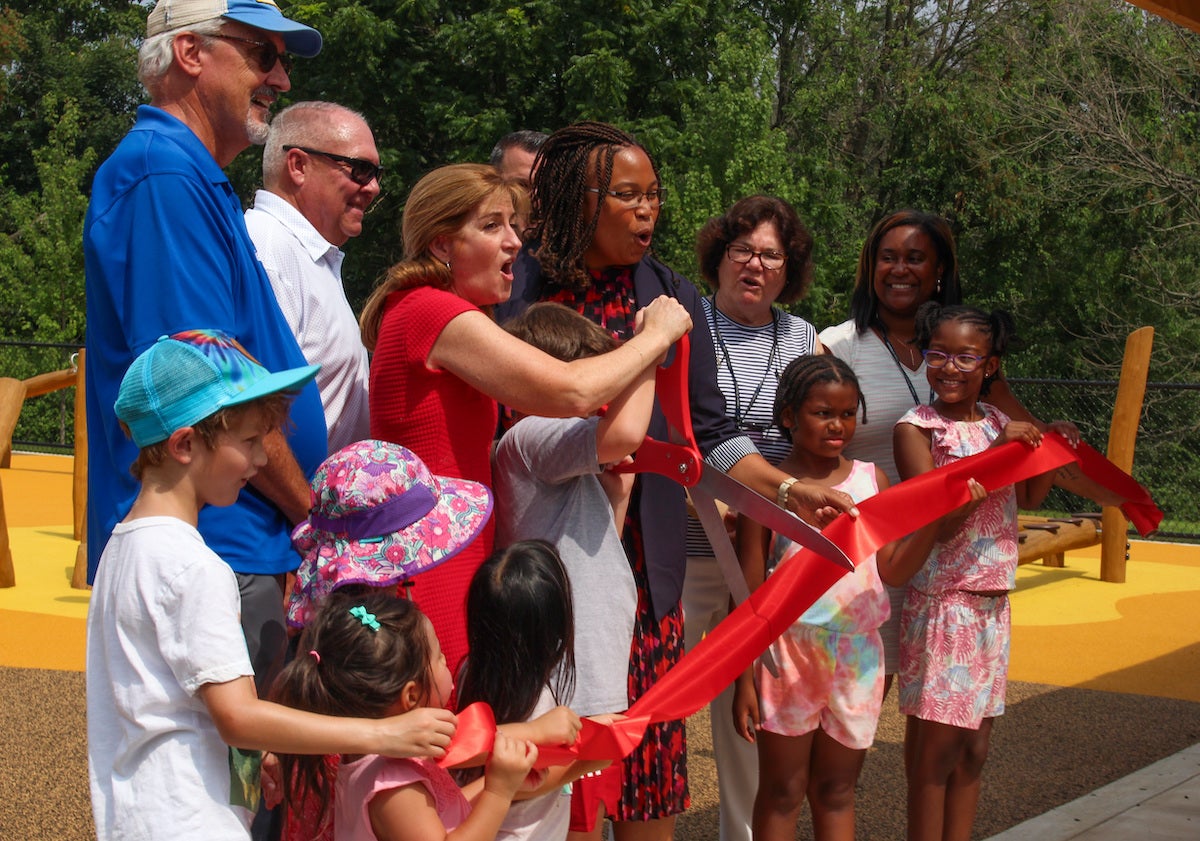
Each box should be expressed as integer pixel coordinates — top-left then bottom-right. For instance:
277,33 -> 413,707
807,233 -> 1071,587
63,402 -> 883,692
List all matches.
734,355 -> 963,841
894,303 -> 1069,841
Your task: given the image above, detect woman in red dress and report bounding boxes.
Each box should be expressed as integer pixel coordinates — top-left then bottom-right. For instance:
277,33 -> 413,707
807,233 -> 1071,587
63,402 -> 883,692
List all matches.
359,163 -> 692,675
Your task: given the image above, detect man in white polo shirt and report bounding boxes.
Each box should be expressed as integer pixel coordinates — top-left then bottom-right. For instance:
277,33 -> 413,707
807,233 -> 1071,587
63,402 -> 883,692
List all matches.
246,101 -> 380,452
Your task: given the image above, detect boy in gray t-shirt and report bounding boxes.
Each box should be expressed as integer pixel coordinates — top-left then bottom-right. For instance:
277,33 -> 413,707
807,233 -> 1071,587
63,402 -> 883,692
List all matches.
492,302 -> 663,832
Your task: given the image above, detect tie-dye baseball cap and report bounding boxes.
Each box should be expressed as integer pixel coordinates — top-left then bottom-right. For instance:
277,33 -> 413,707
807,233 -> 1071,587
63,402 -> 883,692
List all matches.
115,329 -> 319,447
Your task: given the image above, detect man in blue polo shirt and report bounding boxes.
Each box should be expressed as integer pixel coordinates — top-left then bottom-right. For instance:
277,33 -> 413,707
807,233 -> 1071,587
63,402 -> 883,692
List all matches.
84,0 -> 326,703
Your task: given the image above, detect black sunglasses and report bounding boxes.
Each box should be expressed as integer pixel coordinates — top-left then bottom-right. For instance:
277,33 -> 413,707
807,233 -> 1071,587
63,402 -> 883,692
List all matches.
208,33 -> 294,75
283,145 -> 384,187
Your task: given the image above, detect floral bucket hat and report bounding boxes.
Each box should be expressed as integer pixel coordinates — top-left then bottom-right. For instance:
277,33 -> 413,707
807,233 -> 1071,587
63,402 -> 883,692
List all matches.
286,439 -> 493,628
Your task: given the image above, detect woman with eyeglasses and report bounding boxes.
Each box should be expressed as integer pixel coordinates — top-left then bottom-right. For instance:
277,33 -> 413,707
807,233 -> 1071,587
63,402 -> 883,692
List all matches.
497,123 -> 856,841
818,210 -> 962,699
682,194 -> 824,841
359,163 -> 694,677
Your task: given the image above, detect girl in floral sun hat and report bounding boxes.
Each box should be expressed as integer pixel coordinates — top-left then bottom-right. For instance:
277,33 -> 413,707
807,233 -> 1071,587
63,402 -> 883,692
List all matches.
287,439 -> 494,629
274,439 -> 493,840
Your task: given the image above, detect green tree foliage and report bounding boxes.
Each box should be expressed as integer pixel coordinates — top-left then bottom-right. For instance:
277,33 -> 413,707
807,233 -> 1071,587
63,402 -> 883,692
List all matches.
0,2 -> 143,196
0,96 -> 94,344
0,97 -> 94,345
2,0 -> 1198,519
0,96 -> 95,448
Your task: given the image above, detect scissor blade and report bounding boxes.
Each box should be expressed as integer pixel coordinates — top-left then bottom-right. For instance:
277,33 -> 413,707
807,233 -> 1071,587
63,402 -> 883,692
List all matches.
689,488 -> 751,605
697,468 -> 855,572
689,485 -> 780,678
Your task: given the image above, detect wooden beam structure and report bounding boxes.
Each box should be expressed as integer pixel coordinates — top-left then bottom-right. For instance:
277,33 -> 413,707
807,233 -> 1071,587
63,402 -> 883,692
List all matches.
1126,1 -> 1200,34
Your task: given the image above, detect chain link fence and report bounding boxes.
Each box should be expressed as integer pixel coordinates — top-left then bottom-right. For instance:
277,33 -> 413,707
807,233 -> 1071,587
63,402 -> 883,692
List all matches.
1,340 -> 81,453
3,341 -> 1196,540
1008,377 -> 1199,541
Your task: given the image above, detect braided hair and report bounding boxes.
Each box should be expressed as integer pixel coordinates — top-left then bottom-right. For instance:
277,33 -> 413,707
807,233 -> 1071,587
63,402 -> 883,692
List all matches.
772,355 -> 867,443
528,121 -> 661,291
913,302 -> 1016,397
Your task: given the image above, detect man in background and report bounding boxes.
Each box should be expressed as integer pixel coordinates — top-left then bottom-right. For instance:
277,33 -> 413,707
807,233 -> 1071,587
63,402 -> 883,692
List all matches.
490,129 -> 548,183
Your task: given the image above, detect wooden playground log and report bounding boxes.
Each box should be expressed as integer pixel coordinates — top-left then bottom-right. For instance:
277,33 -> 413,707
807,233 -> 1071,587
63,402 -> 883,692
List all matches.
21,367 -> 77,399
1100,326 -> 1154,583
1018,516 -> 1099,568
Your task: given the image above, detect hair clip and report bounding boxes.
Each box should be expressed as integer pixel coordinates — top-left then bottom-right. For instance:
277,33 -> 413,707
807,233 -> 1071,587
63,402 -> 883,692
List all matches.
309,649 -> 321,664
350,605 -> 381,632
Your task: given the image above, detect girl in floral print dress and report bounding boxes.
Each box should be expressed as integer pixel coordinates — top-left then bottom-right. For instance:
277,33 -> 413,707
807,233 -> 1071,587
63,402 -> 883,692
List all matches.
893,303 -> 1070,841
734,355 -> 970,841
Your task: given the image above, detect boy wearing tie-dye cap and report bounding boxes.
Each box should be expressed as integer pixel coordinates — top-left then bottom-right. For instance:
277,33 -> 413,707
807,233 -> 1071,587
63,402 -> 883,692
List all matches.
86,329 -> 457,841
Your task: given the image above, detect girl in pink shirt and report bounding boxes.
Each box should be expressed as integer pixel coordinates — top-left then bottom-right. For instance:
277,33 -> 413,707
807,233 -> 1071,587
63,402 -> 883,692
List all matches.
273,590 -> 538,841
894,303 -> 1067,841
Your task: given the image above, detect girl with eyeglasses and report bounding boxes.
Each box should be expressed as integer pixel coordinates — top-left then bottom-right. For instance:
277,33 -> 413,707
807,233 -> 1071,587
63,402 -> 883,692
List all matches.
497,123 -> 856,841
683,195 -> 825,841
893,302 -> 1073,841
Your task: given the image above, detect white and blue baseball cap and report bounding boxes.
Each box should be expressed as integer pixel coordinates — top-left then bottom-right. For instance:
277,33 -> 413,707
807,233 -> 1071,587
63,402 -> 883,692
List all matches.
146,0 -> 322,58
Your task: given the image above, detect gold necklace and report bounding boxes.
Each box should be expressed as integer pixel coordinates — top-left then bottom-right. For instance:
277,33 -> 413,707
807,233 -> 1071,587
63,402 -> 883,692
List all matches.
892,336 -> 919,367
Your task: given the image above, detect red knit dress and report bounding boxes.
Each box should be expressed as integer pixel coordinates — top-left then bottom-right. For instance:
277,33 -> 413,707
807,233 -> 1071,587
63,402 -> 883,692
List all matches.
368,284 -> 498,675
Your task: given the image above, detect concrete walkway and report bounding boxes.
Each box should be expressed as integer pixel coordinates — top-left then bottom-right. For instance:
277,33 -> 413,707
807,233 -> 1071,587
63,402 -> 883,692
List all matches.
984,742 -> 1200,840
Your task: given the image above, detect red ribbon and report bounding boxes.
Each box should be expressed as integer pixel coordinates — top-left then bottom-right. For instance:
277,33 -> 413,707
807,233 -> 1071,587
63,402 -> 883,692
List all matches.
439,433 -> 1160,768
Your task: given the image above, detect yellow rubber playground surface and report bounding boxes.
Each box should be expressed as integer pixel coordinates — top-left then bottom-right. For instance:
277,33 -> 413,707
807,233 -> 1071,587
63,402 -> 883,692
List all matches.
3,451 -> 1198,703
2,451 -> 1199,840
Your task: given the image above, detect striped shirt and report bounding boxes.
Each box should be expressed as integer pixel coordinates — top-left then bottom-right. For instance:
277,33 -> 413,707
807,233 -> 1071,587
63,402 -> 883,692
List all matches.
686,298 -> 819,556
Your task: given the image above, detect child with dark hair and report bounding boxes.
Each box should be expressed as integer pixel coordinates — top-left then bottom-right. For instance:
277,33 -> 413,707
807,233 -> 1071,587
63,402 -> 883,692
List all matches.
493,302 -> 660,838
500,122 -> 857,841
894,302 -> 1071,841
273,590 -> 539,841
459,540 -> 577,727
734,354 -> 963,841
458,540 -> 611,841
274,437 -> 496,840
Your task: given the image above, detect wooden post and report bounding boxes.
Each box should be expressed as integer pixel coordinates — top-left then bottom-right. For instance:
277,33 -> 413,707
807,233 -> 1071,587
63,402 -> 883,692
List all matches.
72,350 -> 86,542
72,515 -> 89,590
72,349 -> 90,589
0,378 -> 26,587
1100,327 -> 1155,583
0,472 -> 13,587
0,377 -> 25,469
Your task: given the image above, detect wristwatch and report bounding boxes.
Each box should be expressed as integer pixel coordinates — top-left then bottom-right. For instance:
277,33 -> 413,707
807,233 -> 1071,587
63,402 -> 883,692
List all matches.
776,476 -> 799,508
